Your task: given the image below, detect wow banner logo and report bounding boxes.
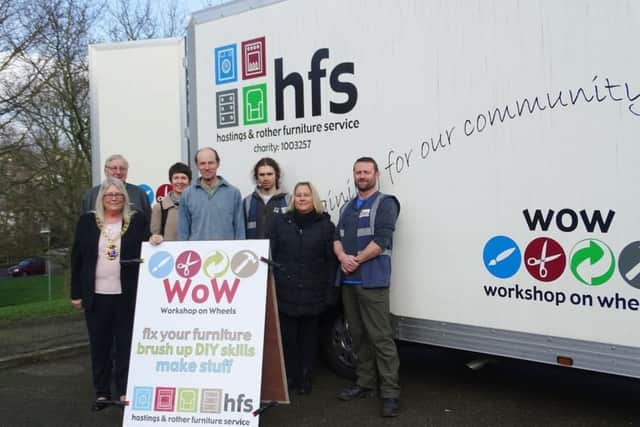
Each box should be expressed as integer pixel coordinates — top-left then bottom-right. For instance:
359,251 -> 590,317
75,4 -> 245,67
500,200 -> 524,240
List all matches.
147,248 -> 261,304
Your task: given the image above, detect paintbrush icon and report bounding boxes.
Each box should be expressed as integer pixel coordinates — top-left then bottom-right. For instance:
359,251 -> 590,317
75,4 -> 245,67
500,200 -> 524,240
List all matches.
488,247 -> 516,266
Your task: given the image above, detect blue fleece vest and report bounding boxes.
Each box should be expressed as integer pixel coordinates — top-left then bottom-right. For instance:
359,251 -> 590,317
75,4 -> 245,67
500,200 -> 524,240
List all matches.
338,192 -> 394,288
244,192 -> 290,239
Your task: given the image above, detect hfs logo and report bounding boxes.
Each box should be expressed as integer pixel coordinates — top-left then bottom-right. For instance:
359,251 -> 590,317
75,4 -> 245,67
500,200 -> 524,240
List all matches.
214,36 -> 357,128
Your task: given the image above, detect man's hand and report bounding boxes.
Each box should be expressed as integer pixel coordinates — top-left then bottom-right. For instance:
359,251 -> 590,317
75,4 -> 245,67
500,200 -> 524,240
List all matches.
339,253 -> 359,274
71,299 -> 83,310
334,240 -> 359,274
355,241 -> 383,264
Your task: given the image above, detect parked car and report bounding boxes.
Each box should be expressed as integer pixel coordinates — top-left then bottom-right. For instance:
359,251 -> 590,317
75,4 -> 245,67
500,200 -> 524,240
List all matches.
8,257 -> 46,277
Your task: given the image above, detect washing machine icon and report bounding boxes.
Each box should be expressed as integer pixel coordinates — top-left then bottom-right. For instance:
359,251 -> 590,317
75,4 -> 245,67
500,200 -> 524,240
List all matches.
215,44 -> 237,84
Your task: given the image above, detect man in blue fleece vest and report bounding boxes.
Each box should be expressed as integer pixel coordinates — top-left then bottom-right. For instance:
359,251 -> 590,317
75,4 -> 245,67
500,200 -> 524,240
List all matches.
334,157 -> 401,417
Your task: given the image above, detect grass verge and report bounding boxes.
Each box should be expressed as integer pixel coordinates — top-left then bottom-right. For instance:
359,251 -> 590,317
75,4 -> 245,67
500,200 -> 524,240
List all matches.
0,272 -> 72,321
0,273 -> 67,307
0,298 -> 75,322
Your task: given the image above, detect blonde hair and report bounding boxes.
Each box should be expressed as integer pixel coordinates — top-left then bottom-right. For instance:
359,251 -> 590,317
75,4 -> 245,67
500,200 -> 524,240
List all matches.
289,181 -> 324,214
94,177 -> 132,224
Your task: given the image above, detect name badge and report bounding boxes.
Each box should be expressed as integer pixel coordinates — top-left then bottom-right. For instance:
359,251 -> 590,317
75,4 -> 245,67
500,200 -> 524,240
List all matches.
359,209 -> 371,218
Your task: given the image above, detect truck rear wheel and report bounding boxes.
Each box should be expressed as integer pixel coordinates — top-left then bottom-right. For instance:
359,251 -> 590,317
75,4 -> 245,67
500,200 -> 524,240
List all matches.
321,310 -> 357,380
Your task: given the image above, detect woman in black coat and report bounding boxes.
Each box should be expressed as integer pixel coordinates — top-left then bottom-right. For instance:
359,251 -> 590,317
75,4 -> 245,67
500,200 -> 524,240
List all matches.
70,177 -> 150,410
269,181 -> 337,395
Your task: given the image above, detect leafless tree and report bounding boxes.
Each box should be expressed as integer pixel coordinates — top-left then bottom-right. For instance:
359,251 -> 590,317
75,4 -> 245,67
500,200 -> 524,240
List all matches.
0,0 -> 96,262
0,0 -> 189,265
0,1 -> 48,144
105,0 -> 186,41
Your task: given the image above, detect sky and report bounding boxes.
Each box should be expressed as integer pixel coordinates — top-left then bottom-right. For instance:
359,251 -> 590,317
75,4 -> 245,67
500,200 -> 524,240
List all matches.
171,0 -> 231,15
184,0 -> 222,14
100,0 -> 234,39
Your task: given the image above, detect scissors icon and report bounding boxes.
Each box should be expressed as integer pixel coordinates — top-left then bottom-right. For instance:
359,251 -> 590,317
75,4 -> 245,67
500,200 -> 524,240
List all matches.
526,240 -> 562,278
177,252 -> 200,276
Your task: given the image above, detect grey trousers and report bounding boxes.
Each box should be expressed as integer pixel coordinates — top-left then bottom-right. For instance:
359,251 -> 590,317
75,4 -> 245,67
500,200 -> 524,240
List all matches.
342,285 -> 400,398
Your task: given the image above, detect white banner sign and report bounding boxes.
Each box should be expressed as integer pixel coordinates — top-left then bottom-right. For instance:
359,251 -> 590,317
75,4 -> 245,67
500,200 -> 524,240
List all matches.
123,240 -> 269,427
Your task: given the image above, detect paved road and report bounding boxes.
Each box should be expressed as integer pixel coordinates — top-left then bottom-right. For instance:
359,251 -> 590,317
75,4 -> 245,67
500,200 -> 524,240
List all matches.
0,344 -> 638,426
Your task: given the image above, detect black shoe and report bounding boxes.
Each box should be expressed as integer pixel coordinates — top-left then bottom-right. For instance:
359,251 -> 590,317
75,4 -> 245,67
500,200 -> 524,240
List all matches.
337,384 -> 375,401
91,396 -> 108,412
382,398 -> 400,417
297,380 -> 312,395
287,376 -> 298,389
297,370 -> 312,395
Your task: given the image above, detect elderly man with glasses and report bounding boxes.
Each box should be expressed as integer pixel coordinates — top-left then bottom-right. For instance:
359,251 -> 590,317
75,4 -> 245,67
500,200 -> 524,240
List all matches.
81,154 -> 151,221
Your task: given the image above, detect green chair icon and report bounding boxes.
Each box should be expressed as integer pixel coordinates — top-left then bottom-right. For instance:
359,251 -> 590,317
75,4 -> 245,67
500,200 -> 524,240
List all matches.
178,389 -> 198,412
245,88 -> 265,122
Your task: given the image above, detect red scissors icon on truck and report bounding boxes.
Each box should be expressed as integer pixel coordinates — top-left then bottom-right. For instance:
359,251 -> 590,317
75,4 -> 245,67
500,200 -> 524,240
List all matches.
525,238 -> 566,281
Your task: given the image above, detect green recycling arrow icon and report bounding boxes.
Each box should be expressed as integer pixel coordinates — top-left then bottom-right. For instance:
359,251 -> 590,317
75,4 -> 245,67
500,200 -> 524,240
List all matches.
570,239 -> 615,286
203,251 -> 230,279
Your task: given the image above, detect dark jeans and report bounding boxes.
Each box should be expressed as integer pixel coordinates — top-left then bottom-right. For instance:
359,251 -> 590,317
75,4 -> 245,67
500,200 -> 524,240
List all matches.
279,313 -> 320,387
84,294 -> 134,398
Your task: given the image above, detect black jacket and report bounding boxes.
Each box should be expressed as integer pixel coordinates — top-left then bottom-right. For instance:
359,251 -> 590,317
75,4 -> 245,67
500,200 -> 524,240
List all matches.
70,212 -> 150,312
269,211 -> 337,316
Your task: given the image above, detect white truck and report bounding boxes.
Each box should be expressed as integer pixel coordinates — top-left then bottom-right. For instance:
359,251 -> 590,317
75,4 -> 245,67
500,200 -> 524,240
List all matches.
89,0 -> 640,379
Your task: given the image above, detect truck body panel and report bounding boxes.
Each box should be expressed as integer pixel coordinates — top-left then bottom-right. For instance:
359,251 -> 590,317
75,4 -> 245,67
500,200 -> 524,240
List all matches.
90,0 -> 640,377
89,37 -> 187,193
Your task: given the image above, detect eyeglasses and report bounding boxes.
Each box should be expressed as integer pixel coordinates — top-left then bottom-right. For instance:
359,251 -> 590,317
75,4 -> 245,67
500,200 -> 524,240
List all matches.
106,165 -> 128,172
103,193 -> 125,199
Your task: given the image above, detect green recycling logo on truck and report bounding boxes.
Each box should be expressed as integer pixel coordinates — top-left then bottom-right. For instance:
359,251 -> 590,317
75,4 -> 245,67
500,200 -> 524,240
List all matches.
569,239 -> 616,286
